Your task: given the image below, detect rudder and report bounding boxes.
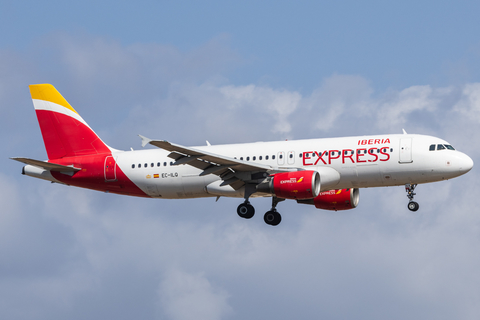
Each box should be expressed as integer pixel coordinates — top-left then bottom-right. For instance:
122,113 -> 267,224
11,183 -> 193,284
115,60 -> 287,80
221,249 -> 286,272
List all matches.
29,84 -> 112,159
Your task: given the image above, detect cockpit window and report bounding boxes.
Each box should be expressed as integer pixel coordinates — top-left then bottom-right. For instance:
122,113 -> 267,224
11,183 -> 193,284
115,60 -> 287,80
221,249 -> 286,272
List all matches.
430,143 -> 456,151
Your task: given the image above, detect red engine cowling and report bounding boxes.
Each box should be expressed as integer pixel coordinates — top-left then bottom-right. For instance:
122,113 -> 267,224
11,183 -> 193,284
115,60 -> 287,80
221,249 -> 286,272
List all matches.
313,188 -> 360,211
257,171 -> 321,200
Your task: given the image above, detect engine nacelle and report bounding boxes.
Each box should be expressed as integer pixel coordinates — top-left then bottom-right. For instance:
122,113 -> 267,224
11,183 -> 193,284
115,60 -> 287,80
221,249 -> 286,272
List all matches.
312,188 -> 360,211
257,171 -> 321,200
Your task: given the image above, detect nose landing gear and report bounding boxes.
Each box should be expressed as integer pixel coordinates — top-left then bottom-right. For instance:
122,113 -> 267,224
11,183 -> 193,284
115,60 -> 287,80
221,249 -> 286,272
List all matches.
405,183 -> 419,212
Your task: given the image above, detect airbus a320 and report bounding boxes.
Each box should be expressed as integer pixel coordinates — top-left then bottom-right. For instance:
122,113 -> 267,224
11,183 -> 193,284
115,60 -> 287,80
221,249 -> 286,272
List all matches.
12,84 -> 474,226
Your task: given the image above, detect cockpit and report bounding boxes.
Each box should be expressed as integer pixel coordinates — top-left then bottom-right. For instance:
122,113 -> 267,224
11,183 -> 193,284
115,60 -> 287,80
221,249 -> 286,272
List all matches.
429,144 -> 455,151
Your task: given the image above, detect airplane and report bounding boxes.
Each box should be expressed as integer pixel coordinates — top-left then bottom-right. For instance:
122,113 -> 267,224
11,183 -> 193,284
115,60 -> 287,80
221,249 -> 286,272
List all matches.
12,84 -> 474,226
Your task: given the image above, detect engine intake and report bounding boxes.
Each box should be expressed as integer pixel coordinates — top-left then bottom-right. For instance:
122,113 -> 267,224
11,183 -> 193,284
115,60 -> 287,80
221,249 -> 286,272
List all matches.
257,171 -> 321,200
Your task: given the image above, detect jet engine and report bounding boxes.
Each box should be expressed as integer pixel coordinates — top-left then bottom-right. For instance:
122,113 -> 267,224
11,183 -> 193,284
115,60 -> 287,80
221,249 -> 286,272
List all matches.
256,171 -> 321,200
311,188 -> 359,210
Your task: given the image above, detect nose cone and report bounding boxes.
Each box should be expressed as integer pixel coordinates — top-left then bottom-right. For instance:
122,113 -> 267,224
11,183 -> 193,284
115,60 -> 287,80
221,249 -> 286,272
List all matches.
459,153 -> 474,175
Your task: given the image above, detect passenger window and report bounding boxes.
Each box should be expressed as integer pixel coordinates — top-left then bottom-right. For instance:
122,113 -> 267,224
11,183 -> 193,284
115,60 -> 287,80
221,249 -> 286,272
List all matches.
279,154 -> 283,159
266,155 -> 269,160
144,163 -> 147,168
151,163 -> 154,167
240,157 -> 243,160
390,148 -> 393,152
157,162 -> 161,167
164,162 -> 167,166
138,164 -> 141,168
253,156 -> 256,161
289,154 -> 293,158
299,153 -> 302,158
437,144 -> 445,150
132,164 -> 135,169
259,156 -> 262,160
272,155 -> 276,160
247,157 -> 250,161
170,162 -> 173,166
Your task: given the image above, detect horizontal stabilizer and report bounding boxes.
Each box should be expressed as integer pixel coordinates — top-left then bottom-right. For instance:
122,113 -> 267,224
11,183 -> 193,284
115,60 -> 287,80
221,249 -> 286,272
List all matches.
10,157 -> 81,172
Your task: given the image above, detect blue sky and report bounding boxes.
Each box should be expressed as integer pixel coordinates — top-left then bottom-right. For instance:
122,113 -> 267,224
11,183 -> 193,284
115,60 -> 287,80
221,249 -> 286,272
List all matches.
3,0 -> 480,91
1,1 -> 480,320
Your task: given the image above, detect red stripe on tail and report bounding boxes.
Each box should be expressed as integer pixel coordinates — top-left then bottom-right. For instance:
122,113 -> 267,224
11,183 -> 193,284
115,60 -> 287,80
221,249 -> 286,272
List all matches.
36,110 -> 111,159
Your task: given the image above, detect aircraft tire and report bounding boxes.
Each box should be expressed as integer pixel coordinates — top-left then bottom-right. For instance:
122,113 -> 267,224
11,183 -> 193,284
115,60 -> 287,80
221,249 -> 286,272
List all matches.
264,210 -> 281,226
237,203 -> 255,219
408,201 -> 419,212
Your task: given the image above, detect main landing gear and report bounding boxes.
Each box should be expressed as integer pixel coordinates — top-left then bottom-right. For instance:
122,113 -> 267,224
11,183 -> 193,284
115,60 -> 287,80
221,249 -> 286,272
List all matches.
405,183 -> 420,212
263,197 -> 284,226
237,201 -> 255,219
236,195 -> 285,226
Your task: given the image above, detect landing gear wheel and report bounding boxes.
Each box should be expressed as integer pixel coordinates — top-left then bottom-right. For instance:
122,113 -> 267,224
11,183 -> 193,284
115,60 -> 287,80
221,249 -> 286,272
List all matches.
405,184 -> 420,212
237,203 -> 255,219
264,210 -> 282,226
408,201 -> 419,212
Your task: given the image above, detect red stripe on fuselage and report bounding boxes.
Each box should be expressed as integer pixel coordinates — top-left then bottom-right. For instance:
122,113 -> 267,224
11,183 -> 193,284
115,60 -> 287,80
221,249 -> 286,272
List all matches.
49,154 -> 149,198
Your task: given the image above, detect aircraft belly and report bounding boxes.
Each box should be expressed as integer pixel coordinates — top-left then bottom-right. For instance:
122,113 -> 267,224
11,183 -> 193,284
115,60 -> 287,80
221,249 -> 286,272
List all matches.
181,174 -> 210,198
356,163 -> 383,186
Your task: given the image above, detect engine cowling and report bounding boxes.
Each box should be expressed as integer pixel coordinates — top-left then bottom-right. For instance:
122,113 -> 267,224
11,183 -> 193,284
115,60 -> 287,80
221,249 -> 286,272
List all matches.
313,188 -> 360,211
257,171 -> 321,200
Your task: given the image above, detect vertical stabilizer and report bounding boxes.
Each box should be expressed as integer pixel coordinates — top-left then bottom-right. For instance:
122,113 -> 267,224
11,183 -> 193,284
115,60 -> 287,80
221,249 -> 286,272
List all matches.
29,84 -> 112,159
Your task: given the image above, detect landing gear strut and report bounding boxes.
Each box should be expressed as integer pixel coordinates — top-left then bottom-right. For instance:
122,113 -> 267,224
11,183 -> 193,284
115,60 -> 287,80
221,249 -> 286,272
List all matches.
236,189 -> 285,225
264,197 -> 284,226
237,184 -> 256,219
405,183 -> 419,212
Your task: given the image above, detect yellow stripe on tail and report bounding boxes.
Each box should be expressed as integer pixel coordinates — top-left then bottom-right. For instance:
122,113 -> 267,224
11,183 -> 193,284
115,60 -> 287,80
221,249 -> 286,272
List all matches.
29,84 -> 79,115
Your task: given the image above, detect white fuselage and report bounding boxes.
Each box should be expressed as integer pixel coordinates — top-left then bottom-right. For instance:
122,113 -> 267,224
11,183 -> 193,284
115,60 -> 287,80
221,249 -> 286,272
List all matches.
113,134 -> 473,199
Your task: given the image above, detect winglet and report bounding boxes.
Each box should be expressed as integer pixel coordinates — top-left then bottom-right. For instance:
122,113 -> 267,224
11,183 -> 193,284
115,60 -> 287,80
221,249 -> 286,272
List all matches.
138,135 -> 153,148
402,129 -> 408,134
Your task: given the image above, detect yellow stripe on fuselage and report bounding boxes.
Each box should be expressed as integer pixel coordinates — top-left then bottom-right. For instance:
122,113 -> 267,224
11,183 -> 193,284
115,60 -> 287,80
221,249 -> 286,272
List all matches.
29,84 -> 79,115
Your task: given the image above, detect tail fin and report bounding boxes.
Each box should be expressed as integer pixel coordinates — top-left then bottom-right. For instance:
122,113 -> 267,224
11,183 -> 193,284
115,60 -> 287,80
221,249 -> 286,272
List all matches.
29,84 -> 112,159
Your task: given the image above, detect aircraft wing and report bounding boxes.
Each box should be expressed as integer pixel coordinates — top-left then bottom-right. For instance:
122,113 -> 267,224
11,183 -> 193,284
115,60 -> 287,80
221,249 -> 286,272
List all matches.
11,157 -> 81,172
139,135 -> 283,189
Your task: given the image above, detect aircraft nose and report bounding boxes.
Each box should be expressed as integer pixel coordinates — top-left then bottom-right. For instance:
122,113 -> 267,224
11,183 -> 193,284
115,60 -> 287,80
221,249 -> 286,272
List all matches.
459,153 -> 474,174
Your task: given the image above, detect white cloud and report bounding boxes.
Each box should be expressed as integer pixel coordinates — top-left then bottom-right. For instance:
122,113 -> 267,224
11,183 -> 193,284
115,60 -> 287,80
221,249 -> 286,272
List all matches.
157,269 -> 232,320
2,32 -> 480,320
453,83 -> 480,123
219,84 -> 301,134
